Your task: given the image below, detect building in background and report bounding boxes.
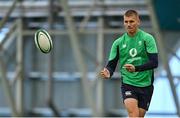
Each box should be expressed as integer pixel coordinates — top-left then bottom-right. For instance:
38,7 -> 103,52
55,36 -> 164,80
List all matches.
0,0 -> 179,117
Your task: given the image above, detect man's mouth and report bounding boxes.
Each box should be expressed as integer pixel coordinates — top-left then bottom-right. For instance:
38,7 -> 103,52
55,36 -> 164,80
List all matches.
127,27 -> 133,29
127,28 -> 133,30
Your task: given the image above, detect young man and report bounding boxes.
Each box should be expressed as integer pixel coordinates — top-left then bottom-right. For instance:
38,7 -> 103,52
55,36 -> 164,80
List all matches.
100,10 -> 158,117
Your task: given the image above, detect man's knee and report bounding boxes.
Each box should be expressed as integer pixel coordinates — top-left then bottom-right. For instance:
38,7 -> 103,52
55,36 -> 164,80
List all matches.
124,98 -> 139,117
128,108 -> 139,117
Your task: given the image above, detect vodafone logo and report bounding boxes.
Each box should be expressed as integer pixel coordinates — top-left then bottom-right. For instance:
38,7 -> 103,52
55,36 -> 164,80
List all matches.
129,48 -> 137,57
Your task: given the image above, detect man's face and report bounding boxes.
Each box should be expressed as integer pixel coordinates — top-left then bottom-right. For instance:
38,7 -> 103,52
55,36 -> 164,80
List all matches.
123,15 -> 140,35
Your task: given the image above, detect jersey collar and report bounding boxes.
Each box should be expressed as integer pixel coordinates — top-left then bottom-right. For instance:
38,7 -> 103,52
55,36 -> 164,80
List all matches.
126,29 -> 140,38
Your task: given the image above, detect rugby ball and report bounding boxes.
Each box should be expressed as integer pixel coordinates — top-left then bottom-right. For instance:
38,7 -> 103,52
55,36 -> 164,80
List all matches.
34,29 -> 53,53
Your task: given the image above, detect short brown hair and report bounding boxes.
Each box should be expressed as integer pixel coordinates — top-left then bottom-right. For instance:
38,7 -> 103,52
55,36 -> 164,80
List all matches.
124,9 -> 139,17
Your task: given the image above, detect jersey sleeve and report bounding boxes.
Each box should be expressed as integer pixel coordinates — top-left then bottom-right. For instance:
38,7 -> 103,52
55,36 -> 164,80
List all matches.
108,39 -> 119,61
106,39 -> 119,76
145,34 -> 158,53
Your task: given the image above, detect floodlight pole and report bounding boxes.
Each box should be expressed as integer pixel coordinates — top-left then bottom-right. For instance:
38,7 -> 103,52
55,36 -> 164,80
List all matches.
16,18 -> 24,116
96,16 -> 105,116
47,0 -> 60,116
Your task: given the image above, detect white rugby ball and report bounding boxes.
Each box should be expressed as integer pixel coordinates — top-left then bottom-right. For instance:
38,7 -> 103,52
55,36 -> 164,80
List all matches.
34,29 -> 53,53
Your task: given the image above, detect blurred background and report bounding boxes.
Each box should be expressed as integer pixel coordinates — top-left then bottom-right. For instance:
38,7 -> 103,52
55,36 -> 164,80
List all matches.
0,0 -> 180,117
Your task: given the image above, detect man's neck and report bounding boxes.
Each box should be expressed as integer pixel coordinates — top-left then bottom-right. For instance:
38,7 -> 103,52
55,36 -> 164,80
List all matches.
127,29 -> 139,37
128,32 -> 136,37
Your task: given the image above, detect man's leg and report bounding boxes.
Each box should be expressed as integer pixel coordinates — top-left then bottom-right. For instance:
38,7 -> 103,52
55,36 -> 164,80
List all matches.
138,85 -> 154,117
124,98 -> 139,117
139,108 -> 146,117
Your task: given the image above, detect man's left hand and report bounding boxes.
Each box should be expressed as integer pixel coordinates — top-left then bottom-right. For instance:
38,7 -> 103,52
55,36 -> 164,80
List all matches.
124,64 -> 135,72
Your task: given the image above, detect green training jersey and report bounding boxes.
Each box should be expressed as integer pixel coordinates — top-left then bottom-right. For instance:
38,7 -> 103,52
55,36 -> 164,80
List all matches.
109,29 -> 158,87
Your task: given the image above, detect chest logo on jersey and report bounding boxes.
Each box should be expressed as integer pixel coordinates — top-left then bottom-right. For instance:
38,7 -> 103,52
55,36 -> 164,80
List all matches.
122,44 -> 126,48
129,48 -> 137,57
138,41 -> 142,46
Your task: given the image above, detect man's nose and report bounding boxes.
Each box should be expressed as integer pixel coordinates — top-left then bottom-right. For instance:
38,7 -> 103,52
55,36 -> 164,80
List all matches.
127,22 -> 131,26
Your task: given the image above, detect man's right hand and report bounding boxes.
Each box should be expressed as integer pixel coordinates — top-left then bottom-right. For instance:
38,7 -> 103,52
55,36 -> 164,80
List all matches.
100,68 -> 110,79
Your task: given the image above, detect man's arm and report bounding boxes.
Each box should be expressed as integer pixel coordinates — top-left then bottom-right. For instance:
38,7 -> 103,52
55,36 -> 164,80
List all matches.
106,56 -> 119,76
135,34 -> 158,71
100,40 -> 119,78
135,53 -> 158,71
124,53 -> 158,72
